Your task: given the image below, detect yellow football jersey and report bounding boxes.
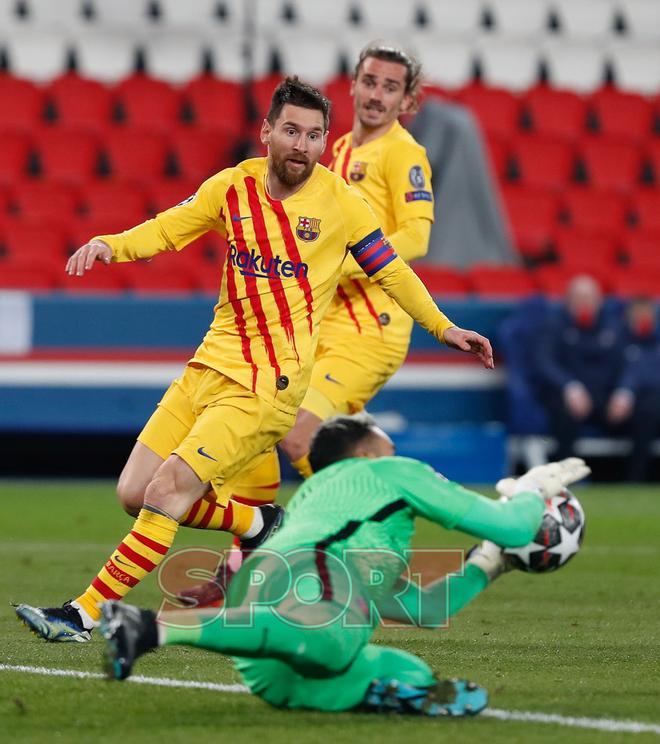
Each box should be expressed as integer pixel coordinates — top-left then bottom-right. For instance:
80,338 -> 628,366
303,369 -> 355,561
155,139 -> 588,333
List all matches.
324,120 -> 434,343
94,157 -> 451,415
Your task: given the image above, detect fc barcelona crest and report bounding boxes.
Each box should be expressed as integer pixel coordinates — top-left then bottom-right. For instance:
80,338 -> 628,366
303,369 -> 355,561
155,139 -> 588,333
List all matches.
349,161 -> 368,182
296,216 -> 321,242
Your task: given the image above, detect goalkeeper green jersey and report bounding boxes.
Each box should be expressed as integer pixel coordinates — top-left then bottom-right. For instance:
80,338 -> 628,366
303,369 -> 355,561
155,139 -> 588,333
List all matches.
261,456 -> 492,603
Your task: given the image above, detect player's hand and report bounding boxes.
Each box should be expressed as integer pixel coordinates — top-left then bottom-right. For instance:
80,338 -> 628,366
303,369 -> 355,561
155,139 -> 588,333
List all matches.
443,326 -> 494,369
607,389 -> 634,424
65,240 -> 112,276
495,477 -> 517,501
514,457 -> 591,500
564,381 -> 591,420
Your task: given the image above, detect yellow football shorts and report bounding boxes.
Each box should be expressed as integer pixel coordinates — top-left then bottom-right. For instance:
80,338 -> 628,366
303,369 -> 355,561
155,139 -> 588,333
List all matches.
138,363 -> 294,506
301,330 -> 410,420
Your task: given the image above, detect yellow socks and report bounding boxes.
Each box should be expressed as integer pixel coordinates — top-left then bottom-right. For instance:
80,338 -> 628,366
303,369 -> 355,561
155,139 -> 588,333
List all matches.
74,508 -> 178,622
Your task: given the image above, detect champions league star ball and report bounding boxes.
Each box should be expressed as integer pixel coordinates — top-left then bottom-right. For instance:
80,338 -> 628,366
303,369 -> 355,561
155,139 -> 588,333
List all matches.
504,489 -> 585,573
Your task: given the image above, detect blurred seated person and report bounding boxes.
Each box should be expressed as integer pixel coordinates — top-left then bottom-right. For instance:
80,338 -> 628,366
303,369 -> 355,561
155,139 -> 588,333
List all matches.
533,275 -> 628,469
610,297 -> 660,481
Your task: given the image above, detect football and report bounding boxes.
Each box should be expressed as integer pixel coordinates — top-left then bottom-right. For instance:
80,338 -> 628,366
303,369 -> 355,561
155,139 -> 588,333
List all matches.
504,488 -> 586,572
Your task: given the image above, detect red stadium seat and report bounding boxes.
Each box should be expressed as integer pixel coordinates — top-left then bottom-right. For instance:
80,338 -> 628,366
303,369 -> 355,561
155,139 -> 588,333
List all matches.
322,75 -> 353,165
533,265 -> 612,297
194,262 -> 226,294
500,185 -> 559,258
184,75 -> 246,137
512,135 -> 576,190
0,130 -> 32,183
82,181 -> 149,225
0,184 -> 10,216
0,260 -> 58,290
47,73 -> 115,133
414,265 -> 470,296
467,264 -> 538,297
523,85 -> 588,141
170,127 -> 236,181
630,190 -> 660,232
553,229 -> 620,271
610,268 -> 660,298
146,179 -> 199,215
170,235 -> 227,277
589,88 -> 653,141
622,230 -> 660,270
59,267 -> 128,293
11,180 -> 81,224
104,128 -> 169,182
36,128 -> 101,184
643,141 -> 660,186
125,261 -> 198,293
0,75 -> 45,129
3,219 -> 70,263
457,84 -> 521,139
561,188 -> 630,237
323,75 -> 353,136
70,215 -> 141,249
249,74 -> 285,123
115,74 -> 183,133
484,135 -> 510,182
579,137 -> 643,192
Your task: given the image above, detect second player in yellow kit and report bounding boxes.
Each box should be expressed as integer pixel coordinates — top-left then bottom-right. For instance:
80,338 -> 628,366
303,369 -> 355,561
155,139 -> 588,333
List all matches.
277,44 -> 436,478
305,118 -> 433,420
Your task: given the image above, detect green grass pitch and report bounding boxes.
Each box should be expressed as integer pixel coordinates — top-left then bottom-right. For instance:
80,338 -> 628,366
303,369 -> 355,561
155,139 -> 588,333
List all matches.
1,481 -> 659,743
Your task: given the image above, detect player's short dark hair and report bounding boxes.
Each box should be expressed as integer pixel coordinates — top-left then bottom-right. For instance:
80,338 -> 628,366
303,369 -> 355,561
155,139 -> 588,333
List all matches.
308,412 -> 378,473
354,41 -> 422,102
267,76 -> 331,131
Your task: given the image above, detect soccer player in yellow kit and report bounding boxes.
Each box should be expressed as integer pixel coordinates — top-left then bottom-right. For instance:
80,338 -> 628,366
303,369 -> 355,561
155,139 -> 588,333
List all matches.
281,43 -> 435,477
178,44 -> 477,607
16,77 -> 493,642
179,45 -> 441,606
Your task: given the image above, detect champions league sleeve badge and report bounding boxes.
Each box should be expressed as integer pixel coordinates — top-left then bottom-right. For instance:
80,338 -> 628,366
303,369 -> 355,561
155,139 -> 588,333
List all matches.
409,165 -> 425,188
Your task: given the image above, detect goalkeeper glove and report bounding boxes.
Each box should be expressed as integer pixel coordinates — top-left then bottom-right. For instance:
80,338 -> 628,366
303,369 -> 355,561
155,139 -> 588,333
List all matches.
466,540 -> 510,582
504,457 -> 591,501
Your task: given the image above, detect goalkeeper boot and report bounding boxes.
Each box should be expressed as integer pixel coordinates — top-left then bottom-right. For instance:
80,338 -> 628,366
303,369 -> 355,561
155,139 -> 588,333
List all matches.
176,503 -> 285,608
101,600 -> 159,681
15,600 -> 94,643
361,677 -> 488,717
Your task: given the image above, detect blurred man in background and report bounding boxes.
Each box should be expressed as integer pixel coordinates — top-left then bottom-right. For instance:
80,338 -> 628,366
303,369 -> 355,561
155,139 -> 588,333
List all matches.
612,297 -> 660,480
533,275 -> 628,465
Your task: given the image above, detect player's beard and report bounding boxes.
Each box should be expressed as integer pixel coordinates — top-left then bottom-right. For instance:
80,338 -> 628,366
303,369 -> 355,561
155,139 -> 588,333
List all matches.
270,151 -> 314,188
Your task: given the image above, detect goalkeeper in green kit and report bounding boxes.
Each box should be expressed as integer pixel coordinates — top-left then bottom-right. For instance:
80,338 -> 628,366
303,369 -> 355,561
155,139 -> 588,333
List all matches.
101,413 -> 590,718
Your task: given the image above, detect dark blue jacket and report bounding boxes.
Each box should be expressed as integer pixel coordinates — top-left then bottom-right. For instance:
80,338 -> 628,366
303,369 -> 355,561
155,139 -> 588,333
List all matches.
620,330 -> 660,394
534,304 -> 625,404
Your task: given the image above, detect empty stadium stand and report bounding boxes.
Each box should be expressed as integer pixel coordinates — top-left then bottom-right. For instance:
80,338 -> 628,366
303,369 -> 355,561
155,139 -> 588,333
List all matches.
0,0 -> 657,301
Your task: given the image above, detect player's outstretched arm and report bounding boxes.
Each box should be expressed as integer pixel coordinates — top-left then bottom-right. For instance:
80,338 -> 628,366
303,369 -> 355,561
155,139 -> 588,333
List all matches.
376,457 -> 543,546
65,239 -> 112,277
443,326 -> 494,370
368,253 -> 494,369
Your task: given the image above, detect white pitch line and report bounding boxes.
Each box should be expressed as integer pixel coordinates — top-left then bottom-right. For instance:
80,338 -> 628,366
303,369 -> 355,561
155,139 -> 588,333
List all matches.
0,663 -> 248,694
482,708 -> 660,735
2,663 -> 659,735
